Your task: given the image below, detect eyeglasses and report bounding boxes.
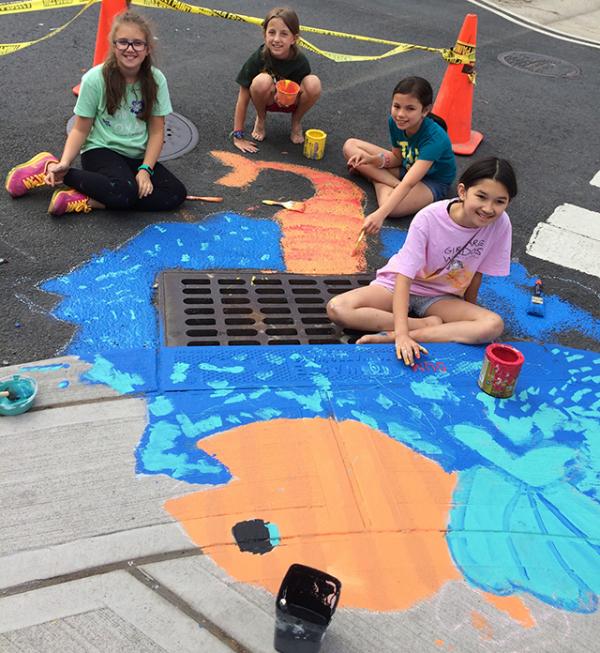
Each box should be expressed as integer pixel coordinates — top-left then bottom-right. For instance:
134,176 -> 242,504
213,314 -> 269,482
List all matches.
113,38 -> 147,52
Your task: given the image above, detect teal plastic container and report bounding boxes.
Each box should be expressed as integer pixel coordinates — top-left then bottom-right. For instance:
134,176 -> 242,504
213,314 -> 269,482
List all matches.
0,375 -> 38,416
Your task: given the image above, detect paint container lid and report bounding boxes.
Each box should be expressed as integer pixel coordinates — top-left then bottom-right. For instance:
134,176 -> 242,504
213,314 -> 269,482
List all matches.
0,374 -> 38,416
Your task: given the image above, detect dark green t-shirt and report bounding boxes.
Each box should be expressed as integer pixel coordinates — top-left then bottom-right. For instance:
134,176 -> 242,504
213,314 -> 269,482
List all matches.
235,45 -> 311,87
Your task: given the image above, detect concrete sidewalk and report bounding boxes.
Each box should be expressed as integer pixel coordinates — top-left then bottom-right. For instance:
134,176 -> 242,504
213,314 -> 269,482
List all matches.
472,0 -> 600,43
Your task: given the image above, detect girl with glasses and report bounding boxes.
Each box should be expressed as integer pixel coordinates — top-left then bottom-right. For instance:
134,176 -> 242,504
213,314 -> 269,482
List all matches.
5,12 -> 186,216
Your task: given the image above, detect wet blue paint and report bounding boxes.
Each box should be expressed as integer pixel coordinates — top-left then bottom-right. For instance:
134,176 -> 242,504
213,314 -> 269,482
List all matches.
20,363 -> 70,372
38,212 -> 600,615
41,214 -> 284,357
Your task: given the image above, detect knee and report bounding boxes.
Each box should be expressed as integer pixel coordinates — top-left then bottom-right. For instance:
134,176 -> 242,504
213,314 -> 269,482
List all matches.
106,179 -> 138,210
250,73 -> 274,96
300,75 -> 321,100
480,313 -> 504,342
342,138 -> 360,160
327,296 -> 349,326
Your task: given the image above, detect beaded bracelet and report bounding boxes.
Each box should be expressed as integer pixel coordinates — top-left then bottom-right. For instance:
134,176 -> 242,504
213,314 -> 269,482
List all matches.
230,130 -> 244,140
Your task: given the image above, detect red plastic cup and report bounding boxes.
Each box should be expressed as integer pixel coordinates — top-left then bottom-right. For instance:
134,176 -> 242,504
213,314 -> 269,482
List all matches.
477,343 -> 525,398
275,79 -> 300,107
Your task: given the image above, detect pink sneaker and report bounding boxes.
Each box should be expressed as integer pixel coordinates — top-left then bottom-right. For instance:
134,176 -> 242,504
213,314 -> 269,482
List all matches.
48,189 -> 92,216
5,152 -> 57,198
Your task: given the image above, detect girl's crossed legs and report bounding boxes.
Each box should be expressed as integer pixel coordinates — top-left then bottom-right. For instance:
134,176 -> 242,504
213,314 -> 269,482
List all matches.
342,138 -> 435,217
65,148 -> 186,212
326,284 -> 442,336
352,293 -> 505,345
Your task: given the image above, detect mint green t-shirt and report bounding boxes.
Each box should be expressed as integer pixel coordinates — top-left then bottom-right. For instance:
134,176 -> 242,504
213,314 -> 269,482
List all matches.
74,64 -> 173,159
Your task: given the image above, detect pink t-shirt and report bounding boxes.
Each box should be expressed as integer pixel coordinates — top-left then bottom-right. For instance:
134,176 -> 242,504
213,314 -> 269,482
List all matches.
374,199 -> 512,297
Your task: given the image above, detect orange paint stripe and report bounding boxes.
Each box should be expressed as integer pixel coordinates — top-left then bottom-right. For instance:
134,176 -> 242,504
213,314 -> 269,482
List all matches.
481,591 -> 536,628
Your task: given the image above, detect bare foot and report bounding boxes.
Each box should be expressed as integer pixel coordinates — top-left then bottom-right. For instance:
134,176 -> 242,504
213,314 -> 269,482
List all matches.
356,316 -> 443,344
356,331 -> 394,344
252,117 -> 266,141
290,123 -> 304,144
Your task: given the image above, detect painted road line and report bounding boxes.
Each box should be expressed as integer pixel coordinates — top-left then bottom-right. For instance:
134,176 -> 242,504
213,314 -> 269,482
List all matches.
590,170 -> 600,188
526,203 -> 600,277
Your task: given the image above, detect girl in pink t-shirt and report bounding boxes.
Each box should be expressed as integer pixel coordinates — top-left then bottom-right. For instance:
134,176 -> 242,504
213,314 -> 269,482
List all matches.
327,158 -> 518,366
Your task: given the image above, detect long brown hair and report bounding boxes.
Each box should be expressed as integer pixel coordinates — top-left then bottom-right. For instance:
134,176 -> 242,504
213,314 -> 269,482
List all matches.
102,11 -> 157,121
260,7 -> 300,72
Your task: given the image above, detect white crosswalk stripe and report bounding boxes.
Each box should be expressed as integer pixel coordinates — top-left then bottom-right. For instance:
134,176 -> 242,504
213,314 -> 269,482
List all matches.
590,170 -> 600,188
526,203 -> 600,278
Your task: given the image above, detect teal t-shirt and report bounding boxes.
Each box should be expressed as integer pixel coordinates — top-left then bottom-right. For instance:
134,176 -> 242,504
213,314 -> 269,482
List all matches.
75,64 -> 173,159
388,115 -> 456,185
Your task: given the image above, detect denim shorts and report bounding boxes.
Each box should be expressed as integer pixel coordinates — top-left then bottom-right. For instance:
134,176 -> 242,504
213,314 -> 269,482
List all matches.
409,293 -> 460,317
397,168 -> 451,202
421,177 -> 451,202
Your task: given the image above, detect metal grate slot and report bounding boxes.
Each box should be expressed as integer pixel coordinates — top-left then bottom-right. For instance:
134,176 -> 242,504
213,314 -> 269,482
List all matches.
158,271 -> 373,346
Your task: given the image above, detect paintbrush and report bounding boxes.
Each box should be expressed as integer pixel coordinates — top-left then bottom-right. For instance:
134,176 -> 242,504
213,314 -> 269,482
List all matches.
0,389 -> 19,401
351,228 -> 365,256
185,196 -> 224,202
527,278 -> 545,317
261,199 -> 305,212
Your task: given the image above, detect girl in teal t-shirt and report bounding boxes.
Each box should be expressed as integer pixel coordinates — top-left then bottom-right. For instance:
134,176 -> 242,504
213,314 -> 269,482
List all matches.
343,76 -> 456,235
5,12 -> 186,216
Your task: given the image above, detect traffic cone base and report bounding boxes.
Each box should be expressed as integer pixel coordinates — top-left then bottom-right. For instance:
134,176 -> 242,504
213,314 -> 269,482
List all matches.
452,130 -> 483,156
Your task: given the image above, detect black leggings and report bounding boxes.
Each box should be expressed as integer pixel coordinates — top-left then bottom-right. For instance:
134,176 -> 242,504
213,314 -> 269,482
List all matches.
63,148 -> 187,212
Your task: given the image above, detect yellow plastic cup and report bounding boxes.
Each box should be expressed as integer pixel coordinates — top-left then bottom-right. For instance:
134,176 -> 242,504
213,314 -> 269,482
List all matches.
275,79 -> 300,107
303,129 -> 327,160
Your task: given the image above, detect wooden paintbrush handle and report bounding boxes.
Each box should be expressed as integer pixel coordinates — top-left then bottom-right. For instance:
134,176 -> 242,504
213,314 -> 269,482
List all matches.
186,196 -> 224,202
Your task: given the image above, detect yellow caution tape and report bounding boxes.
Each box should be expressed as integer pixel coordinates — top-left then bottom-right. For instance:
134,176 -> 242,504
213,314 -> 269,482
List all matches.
0,0 -> 91,15
0,0 -> 475,67
0,0 -> 95,56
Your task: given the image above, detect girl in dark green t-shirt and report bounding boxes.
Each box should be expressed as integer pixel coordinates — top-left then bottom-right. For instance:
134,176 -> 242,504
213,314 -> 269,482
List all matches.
231,7 -> 321,153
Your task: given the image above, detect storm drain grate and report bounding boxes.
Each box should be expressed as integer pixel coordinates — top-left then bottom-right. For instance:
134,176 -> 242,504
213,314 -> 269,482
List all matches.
158,271 -> 373,346
497,51 -> 580,78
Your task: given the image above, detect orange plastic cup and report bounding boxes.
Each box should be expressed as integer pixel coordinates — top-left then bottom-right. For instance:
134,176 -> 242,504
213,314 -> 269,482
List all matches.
275,79 -> 300,107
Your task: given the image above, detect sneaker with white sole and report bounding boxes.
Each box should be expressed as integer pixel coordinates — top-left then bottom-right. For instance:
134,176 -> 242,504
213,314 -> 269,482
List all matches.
5,152 -> 58,198
48,189 -> 92,216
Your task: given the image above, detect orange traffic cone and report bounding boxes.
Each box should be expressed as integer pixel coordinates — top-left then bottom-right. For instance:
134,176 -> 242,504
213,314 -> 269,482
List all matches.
73,0 -> 129,95
432,14 -> 483,155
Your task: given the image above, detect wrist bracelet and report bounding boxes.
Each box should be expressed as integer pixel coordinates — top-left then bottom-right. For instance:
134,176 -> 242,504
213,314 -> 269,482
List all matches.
138,164 -> 154,176
230,130 -> 244,140
377,152 -> 391,169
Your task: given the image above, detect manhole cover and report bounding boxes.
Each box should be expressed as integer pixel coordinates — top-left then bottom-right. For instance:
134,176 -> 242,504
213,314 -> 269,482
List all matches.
66,112 -> 199,161
497,51 -> 580,78
158,271 -> 373,346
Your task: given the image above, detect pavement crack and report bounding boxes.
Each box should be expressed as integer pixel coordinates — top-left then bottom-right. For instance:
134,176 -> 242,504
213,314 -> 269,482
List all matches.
127,566 -> 253,653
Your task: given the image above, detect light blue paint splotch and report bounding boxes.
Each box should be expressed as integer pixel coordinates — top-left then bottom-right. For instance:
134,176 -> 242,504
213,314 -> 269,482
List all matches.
267,522 -> 281,547
170,362 -> 190,384
83,355 -> 145,394
198,363 -> 244,374
58,380 -> 70,389
148,396 -> 174,417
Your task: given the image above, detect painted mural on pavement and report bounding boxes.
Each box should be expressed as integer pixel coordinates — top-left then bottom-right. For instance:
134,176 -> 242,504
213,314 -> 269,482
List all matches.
37,153 -> 599,627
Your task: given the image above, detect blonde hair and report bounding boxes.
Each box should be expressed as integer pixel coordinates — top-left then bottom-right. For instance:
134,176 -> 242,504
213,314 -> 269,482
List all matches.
102,11 -> 157,121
